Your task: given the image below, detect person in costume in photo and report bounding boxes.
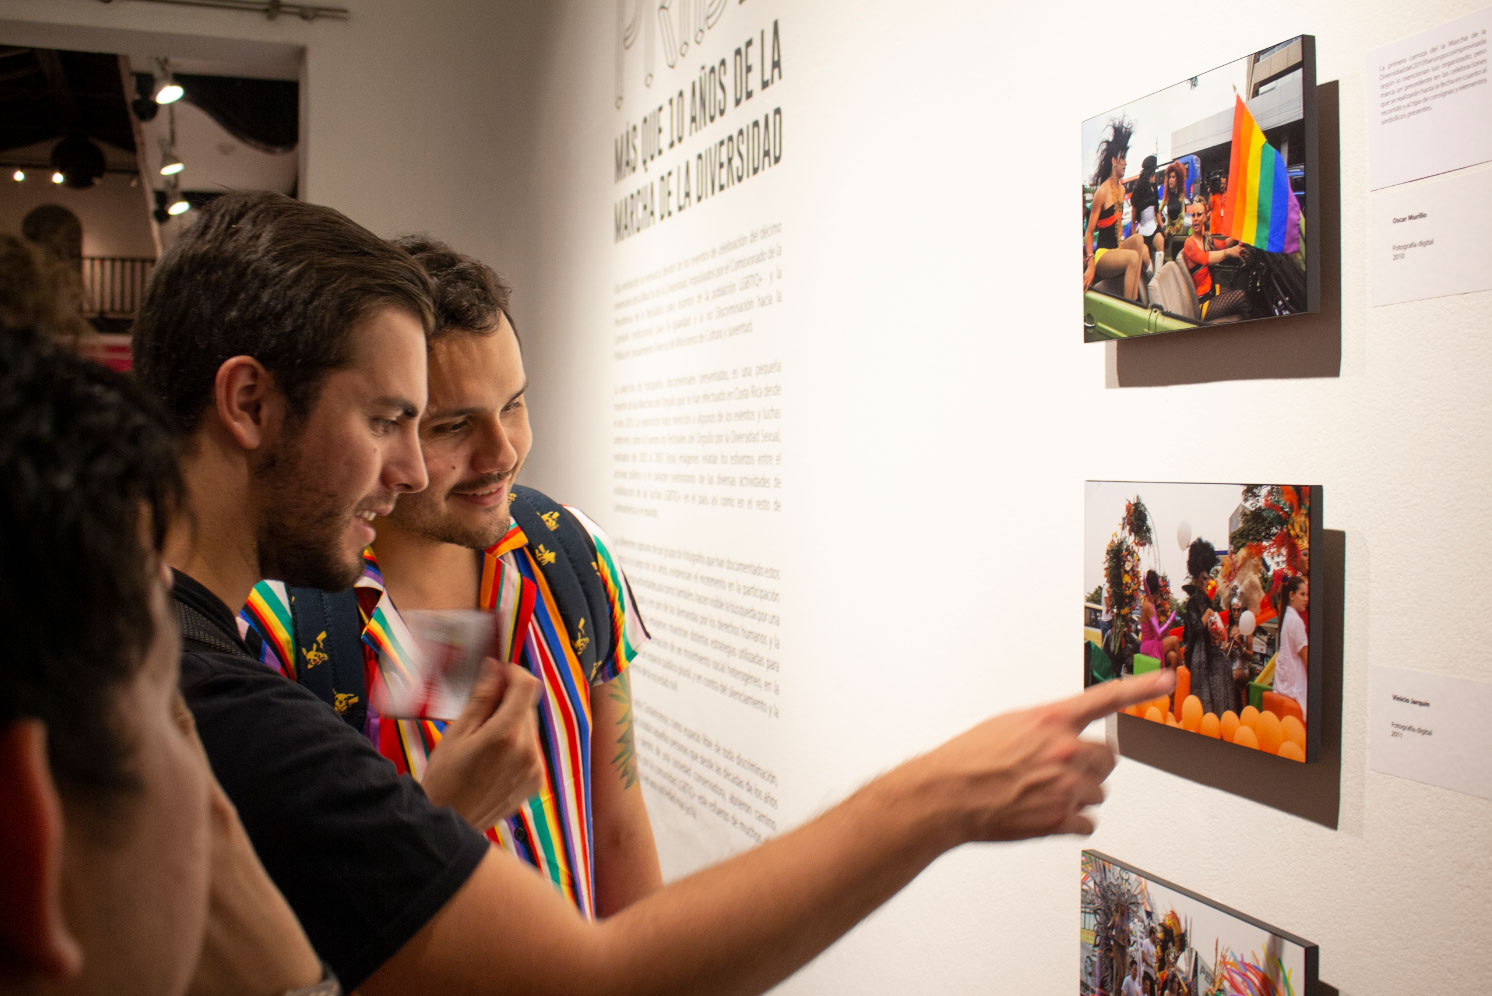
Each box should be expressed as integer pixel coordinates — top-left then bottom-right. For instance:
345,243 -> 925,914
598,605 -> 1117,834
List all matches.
1083,119 -> 1152,301
1206,174 -> 1238,250
1272,574 -> 1309,717
1161,162 -> 1189,245
240,236 -> 661,919
1182,538 -> 1235,716
1139,570 -> 1181,670
1182,198 -> 1248,321
1130,155 -> 1164,263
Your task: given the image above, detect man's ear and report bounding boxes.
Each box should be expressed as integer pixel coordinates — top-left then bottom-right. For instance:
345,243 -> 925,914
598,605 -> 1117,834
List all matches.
0,721 -> 83,982
213,356 -> 284,452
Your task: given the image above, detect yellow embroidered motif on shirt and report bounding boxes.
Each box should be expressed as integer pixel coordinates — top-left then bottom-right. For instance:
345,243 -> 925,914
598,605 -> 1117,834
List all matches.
540,510 -> 560,531
573,617 -> 590,657
536,544 -> 557,566
301,630 -> 329,670
333,691 -> 360,714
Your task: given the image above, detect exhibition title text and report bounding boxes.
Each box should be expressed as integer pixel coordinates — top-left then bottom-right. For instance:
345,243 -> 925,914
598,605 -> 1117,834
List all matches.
614,18 -> 783,242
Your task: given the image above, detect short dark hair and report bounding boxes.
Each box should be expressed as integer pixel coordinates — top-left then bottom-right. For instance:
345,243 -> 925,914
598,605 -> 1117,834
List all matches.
390,234 -> 512,343
0,326 -> 184,796
133,191 -> 435,433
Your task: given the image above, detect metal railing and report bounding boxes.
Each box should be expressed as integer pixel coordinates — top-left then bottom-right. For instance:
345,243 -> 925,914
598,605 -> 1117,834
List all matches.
81,256 -> 155,318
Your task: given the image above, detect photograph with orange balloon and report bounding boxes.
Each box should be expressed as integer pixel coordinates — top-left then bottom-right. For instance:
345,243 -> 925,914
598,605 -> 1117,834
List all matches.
1083,481 -> 1321,761
1081,850 -> 1317,996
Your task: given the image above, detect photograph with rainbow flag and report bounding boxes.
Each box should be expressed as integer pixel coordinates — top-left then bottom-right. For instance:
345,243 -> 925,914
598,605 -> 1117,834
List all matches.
1081,850 -> 1317,996
1083,481 -> 1321,762
1082,36 -> 1319,342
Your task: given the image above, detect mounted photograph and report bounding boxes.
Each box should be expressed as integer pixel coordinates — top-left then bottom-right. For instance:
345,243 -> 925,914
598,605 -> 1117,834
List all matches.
1083,481 -> 1321,762
1081,36 -> 1319,341
1081,850 -> 1318,996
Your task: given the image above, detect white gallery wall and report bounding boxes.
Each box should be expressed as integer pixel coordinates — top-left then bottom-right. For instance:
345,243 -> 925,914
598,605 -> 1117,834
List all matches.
1,0 -> 1485,992
515,1 -> 1489,994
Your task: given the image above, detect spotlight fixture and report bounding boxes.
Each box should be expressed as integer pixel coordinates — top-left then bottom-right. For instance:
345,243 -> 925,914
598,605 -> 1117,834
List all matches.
51,171 -> 64,184
151,57 -> 184,105
166,177 -> 190,216
11,170 -> 23,182
159,110 -> 184,176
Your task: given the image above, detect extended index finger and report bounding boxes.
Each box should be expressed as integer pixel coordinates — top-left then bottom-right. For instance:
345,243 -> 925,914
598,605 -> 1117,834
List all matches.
1062,671 -> 1176,730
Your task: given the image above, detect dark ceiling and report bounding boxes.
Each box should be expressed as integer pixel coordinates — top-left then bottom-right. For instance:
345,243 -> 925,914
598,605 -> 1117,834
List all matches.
0,45 -> 298,170
0,46 -> 136,158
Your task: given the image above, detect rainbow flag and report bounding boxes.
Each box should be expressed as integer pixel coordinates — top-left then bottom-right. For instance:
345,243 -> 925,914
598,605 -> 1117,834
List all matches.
1224,95 -> 1302,254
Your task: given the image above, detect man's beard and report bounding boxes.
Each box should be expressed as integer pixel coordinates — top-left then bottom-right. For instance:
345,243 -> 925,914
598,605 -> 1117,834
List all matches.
253,433 -> 367,592
386,471 -> 512,552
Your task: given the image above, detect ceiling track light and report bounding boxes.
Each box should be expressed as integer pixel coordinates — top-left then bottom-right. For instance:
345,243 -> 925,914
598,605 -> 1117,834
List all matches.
96,0 -> 350,22
159,107 -> 185,176
11,170 -> 24,182
151,57 -> 184,105
165,177 -> 191,217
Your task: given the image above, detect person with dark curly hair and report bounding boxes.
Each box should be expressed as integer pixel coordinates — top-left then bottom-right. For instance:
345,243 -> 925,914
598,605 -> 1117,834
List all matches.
0,327 -> 324,995
1181,538 -> 1235,716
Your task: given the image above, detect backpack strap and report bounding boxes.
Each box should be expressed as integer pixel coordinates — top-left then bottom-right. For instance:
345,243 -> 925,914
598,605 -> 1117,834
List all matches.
285,586 -> 368,731
508,485 -> 612,682
176,599 -> 249,657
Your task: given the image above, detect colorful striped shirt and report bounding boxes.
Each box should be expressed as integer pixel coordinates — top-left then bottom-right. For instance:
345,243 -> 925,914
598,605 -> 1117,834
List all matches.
238,507 -> 648,918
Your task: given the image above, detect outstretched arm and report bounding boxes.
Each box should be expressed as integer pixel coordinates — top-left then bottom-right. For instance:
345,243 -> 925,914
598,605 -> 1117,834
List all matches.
361,670 -> 1174,996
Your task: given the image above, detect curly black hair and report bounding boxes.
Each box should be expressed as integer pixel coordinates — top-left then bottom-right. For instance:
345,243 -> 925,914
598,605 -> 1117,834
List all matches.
1186,537 -> 1218,580
391,234 -> 515,343
0,326 -> 184,796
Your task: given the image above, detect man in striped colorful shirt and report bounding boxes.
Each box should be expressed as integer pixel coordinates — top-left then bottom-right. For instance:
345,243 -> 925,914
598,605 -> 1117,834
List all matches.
240,237 -> 661,918
143,190 -> 1172,996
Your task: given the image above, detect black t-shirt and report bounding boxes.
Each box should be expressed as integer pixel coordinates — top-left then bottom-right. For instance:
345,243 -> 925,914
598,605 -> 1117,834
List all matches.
172,571 -> 490,990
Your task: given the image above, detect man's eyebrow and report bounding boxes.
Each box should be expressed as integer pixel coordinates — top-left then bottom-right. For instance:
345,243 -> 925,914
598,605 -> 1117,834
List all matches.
424,379 -> 528,420
372,396 -> 421,419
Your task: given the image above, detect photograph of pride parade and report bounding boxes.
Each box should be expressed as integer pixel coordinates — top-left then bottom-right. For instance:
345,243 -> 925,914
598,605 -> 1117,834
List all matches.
1081,850 -> 1316,996
1083,481 -> 1319,762
1082,36 -> 1318,342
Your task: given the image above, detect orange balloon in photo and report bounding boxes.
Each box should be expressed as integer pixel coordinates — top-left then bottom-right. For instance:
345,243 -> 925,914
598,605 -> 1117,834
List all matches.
1181,695 -> 1203,731
1255,711 -> 1284,754
1219,710 -> 1240,742
1144,706 -> 1164,724
1233,725 -> 1260,750
1240,705 -> 1261,730
1199,713 -> 1221,739
1281,715 -> 1307,750
1166,715 -> 1182,728
1278,740 -> 1306,762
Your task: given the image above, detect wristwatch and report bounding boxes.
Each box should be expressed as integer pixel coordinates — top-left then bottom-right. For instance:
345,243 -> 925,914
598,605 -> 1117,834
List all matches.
280,962 -> 341,996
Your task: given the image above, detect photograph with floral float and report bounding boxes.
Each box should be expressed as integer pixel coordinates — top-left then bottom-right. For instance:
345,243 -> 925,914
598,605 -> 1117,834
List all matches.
1083,481 -> 1321,761
1081,850 -> 1317,996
